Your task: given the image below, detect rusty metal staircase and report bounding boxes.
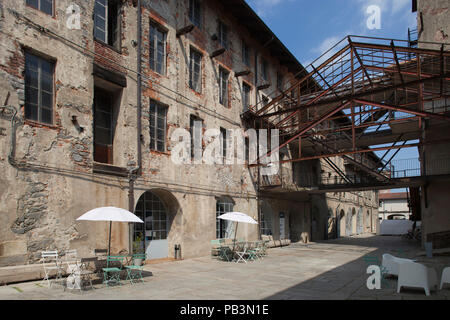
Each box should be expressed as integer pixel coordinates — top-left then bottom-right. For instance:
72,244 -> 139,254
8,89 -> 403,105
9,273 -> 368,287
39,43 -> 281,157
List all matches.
244,35 -> 450,191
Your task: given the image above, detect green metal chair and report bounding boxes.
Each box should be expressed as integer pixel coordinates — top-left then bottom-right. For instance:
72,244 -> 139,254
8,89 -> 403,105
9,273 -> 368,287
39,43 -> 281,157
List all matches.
211,239 -> 223,259
219,246 -> 233,262
102,255 -> 125,287
125,254 -> 146,284
249,241 -> 264,260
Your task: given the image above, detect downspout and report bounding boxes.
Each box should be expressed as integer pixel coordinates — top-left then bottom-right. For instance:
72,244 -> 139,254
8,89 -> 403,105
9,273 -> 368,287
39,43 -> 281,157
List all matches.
255,48 -> 262,241
129,0 -> 143,254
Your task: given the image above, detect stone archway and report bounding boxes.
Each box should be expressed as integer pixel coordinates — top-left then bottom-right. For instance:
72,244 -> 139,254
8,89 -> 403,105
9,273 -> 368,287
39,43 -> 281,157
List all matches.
351,208 -> 357,235
133,189 -> 182,260
366,210 -> 372,232
339,209 -> 346,237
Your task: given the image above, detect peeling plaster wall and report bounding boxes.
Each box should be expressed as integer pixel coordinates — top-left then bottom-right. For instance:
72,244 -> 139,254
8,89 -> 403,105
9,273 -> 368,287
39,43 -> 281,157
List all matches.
0,0 -> 380,267
416,0 -> 450,249
417,0 -> 449,49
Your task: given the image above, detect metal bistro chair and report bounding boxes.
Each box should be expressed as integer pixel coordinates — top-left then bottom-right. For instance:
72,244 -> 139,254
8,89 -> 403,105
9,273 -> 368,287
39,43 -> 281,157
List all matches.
249,241 -> 264,261
211,239 -> 222,259
63,249 -> 81,292
40,250 -> 63,287
234,242 -> 248,264
125,254 -> 146,284
78,257 -> 96,291
102,255 -> 125,287
219,246 -> 233,262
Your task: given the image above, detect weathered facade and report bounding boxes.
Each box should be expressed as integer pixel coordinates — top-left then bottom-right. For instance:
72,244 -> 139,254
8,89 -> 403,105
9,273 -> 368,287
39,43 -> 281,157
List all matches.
414,0 -> 450,248
0,0 -> 378,267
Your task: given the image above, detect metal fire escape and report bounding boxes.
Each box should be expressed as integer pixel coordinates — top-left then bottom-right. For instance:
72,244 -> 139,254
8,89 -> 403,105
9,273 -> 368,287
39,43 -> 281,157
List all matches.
244,35 -> 450,192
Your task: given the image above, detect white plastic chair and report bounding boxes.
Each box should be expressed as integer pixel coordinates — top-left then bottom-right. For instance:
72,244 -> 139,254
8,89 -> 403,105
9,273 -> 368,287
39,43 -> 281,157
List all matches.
440,267 -> 450,290
382,253 -> 416,276
397,261 -> 438,296
41,251 -> 63,287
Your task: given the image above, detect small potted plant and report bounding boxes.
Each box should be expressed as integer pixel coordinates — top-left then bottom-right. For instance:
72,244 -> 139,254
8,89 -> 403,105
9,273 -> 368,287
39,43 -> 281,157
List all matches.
132,233 -> 145,266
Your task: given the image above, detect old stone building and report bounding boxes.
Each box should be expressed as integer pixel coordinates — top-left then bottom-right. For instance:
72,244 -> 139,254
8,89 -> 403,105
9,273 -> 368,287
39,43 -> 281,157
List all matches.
412,0 -> 450,248
0,0 -> 378,267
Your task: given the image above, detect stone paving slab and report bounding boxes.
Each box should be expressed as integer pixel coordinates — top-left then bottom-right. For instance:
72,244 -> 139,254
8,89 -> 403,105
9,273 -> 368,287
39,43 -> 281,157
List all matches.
0,235 -> 449,300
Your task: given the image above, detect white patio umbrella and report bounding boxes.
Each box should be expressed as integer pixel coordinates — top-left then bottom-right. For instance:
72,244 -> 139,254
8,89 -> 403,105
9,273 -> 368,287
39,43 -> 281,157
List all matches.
217,212 -> 258,251
76,207 -> 144,257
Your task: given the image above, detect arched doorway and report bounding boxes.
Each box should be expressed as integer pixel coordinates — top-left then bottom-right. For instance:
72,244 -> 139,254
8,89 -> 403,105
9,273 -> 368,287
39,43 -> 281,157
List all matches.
351,208 -> 357,235
357,207 -> 363,234
366,210 -> 371,232
346,208 -> 352,236
133,189 -> 180,260
339,209 -> 346,237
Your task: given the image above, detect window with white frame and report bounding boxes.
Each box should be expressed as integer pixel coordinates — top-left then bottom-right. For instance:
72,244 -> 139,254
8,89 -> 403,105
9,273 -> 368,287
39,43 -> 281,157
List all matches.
189,0 -> 202,29
242,83 -> 251,112
149,23 -> 167,75
218,20 -> 228,49
216,198 -> 234,239
219,67 -> 229,106
94,0 -> 121,49
260,210 -> 273,236
261,58 -> 268,81
189,48 -> 202,93
149,100 -> 168,152
25,52 -> 54,124
242,41 -> 250,67
26,0 -> 53,15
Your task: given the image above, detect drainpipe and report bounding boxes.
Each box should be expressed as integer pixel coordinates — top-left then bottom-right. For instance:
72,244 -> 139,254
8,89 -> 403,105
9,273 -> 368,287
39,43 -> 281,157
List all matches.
137,0 -> 142,175
255,48 -> 262,240
129,0 -> 143,254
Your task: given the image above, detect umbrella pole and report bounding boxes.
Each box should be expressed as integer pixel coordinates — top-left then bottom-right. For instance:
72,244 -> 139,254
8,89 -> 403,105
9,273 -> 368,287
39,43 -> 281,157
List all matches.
233,222 -> 239,252
107,221 -> 112,268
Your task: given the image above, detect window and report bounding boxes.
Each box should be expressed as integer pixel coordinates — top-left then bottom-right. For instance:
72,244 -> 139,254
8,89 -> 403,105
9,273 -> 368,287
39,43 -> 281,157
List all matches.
189,48 -> 202,92
26,0 -> 53,15
261,59 -> 268,81
242,41 -> 250,67
149,23 -> 167,75
25,52 -> 54,124
220,127 -> 227,160
242,83 -> 251,112
262,95 -> 269,108
134,191 -> 168,243
277,72 -> 283,91
189,0 -> 202,29
190,115 -> 203,160
218,20 -> 228,49
219,67 -> 229,106
245,137 -> 249,163
94,0 -> 121,49
149,100 -> 167,152
216,198 -> 234,239
260,210 -> 273,236
94,86 -> 118,164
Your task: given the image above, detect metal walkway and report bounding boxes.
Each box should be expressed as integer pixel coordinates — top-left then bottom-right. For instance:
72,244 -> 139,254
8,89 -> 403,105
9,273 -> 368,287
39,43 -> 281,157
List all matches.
244,35 -> 450,191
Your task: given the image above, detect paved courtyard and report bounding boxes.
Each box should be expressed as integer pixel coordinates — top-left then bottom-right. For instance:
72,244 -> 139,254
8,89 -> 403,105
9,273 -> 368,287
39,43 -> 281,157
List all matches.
1,235 -> 449,300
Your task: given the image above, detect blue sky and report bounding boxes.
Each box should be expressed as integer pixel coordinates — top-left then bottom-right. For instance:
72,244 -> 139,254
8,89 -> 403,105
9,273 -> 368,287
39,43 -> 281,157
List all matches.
246,0 -> 417,65
246,0 -> 419,167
